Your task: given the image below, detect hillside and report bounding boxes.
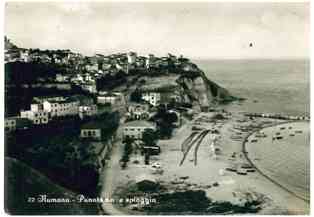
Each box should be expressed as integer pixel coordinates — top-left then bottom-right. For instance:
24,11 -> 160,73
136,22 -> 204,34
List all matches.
4,157 -> 100,215
112,65 -> 238,111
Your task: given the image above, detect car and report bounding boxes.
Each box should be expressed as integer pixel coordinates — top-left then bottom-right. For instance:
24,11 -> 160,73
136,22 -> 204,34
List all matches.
151,162 -> 162,169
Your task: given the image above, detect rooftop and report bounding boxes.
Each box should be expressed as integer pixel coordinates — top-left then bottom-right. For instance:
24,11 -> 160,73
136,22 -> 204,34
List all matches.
124,120 -> 155,128
81,121 -> 103,130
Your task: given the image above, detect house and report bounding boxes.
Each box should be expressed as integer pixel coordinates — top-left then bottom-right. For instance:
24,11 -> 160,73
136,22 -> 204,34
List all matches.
5,117 -> 16,132
81,82 -> 97,94
97,92 -> 123,105
79,104 -> 98,119
80,122 -> 102,140
56,74 -> 69,82
20,110 -> 49,125
30,103 -> 44,112
127,103 -> 150,120
127,52 -> 137,64
42,97 -> 79,118
5,117 -> 32,132
145,54 -> 156,69
141,92 -> 161,107
123,120 -> 156,140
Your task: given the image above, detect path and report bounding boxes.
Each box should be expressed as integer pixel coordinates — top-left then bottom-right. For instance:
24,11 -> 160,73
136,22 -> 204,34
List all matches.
99,117 -> 127,215
100,140 -> 126,215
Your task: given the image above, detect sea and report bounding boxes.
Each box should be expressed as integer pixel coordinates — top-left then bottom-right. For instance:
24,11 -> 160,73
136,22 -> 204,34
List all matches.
195,59 -> 310,117
196,59 -> 310,202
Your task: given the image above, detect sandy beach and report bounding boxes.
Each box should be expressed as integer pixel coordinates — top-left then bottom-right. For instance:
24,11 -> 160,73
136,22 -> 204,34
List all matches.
104,111 -> 309,214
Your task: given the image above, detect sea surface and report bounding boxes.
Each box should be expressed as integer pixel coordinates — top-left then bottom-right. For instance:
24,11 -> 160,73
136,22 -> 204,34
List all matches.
246,121 -> 310,201
195,59 -> 310,116
195,59 -> 310,202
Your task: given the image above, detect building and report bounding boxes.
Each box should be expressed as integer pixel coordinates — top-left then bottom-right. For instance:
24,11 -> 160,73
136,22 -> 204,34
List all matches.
127,52 -> 137,64
97,92 -> 123,105
80,122 -> 102,140
81,82 -> 97,94
20,110 -> 49,125
5,117 -> 32,132
145,54 -> 156,69
79,104 -> 98,119
5,117 -> 16,132
141,92 -> 161,107
55,74 -> 69,82
127,103 -> 150,120
122,120 -> 156,140
42,98 -> 79,118
20,50 -> 30,62
30,103 -> 44,112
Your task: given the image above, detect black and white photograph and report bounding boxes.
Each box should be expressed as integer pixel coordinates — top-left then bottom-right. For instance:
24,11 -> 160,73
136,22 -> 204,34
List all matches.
3,1 -> 310,215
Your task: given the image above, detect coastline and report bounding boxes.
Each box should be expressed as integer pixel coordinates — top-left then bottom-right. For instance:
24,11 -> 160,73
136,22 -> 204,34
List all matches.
242,120 -> 310,203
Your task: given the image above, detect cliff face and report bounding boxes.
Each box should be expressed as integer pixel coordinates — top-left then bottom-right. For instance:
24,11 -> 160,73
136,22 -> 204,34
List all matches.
176,67 -> 236,110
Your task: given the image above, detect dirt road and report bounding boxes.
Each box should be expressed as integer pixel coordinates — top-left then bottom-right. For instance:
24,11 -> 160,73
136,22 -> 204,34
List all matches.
99,140 -> 126,215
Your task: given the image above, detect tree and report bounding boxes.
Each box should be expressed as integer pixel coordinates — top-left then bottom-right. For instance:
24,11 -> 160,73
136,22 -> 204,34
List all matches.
130,88 -> 142,103
123,136 -> 134,156
158,121 -> 173,139
142,129 -> 158,147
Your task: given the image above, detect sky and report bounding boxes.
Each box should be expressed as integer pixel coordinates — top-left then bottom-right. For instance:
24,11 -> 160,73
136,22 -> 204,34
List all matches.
5,2 -> 310,59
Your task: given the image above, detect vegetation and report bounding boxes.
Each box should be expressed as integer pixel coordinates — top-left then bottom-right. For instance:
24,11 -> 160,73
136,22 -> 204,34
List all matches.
5,157 -> 99,215
142,190 -> 262,214
153,105 -> 179,139
96,71 -> 127,91
130,88 -> 143,103
6,112 -> 119,197
142,129 -> 158,147
120,137 -> 134,169
5,61 -> 69,85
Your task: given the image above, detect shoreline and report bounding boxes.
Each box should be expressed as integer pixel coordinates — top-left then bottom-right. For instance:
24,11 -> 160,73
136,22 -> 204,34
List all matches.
242,120 -> 310,203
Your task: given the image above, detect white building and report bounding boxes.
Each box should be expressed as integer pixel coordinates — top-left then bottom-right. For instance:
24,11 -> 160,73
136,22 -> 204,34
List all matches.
56,74 -> 69,82
127,103 -> 150,120
141,92 -> 161,107
20,50 -> 30,62
127,52 -> 137,64
42,98 -> 79,118
123,120 -> 156,140
79,105 -> 98,119
145,54 -> 156,69
97,92 -> 123,105
30,103 -> 44,112
20,110 -> 49,125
